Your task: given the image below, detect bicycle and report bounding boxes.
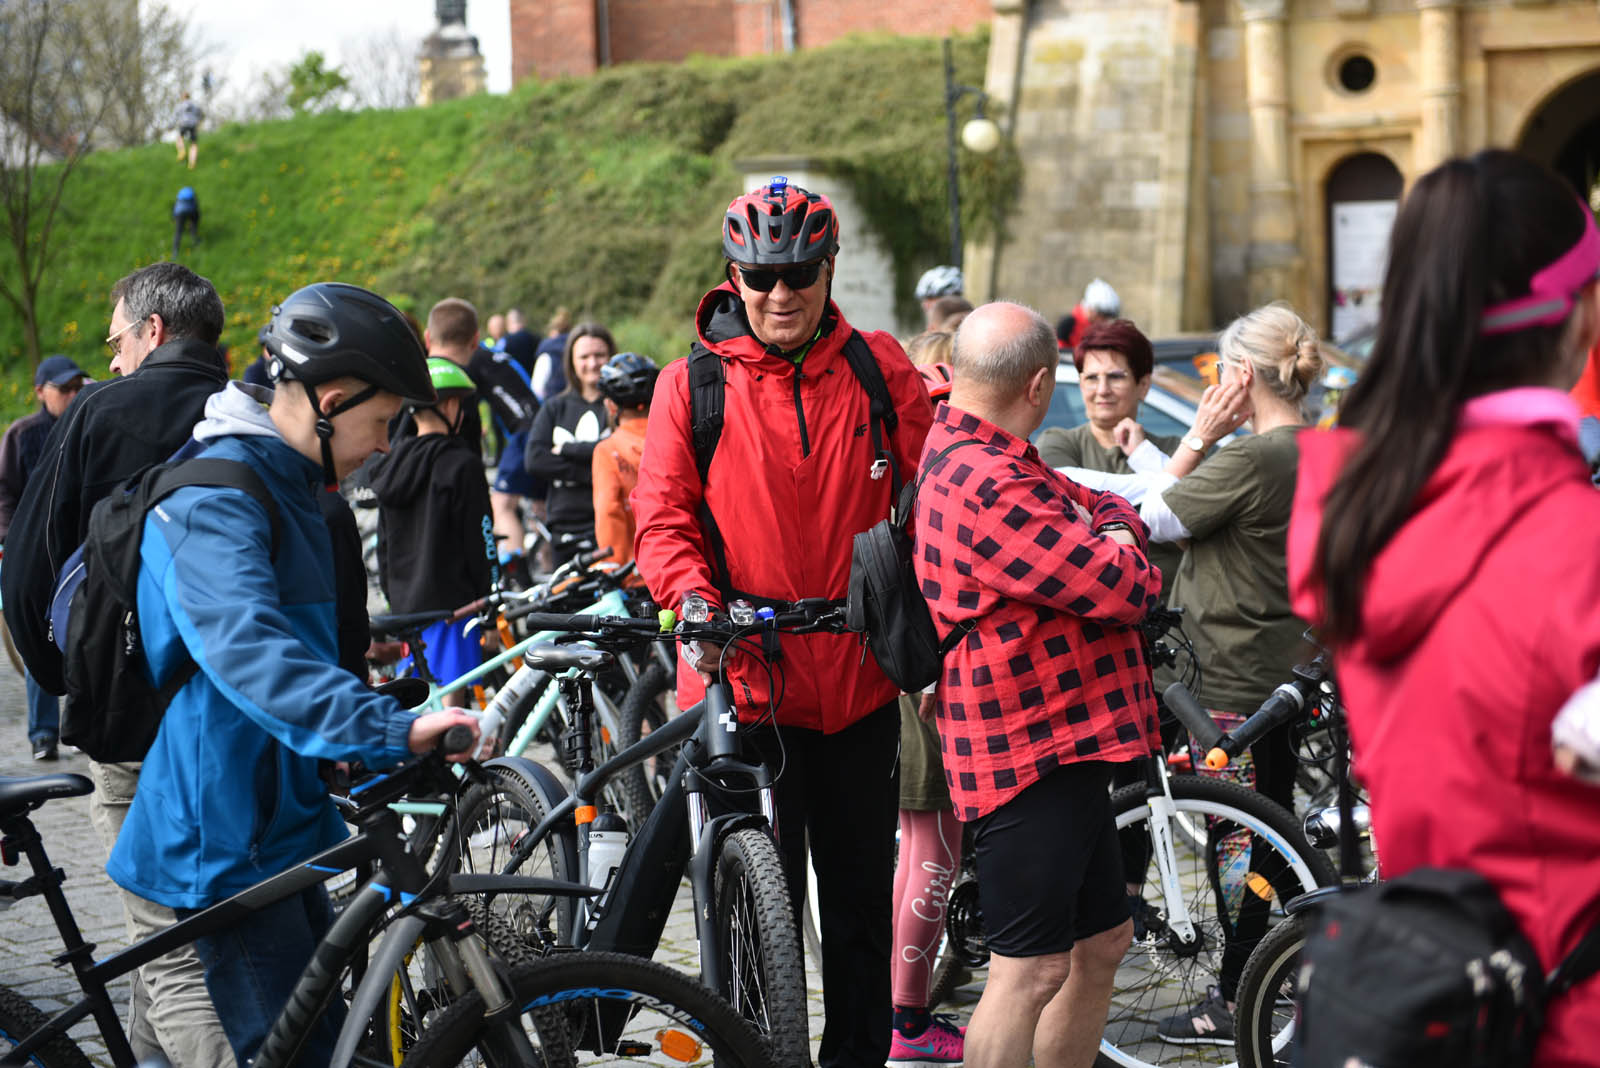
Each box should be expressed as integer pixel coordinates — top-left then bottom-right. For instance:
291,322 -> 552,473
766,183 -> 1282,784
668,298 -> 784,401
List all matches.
445,600 -> 855,1067
0,726 -> 774,1068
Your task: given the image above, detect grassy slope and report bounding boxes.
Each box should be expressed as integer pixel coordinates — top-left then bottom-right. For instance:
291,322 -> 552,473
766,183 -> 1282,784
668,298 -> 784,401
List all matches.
0,32 -> 1012,418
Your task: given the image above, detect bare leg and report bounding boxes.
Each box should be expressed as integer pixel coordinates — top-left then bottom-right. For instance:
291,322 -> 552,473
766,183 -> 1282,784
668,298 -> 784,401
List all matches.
963,949 -> 1073,1068
1033,920 -> 1133,1068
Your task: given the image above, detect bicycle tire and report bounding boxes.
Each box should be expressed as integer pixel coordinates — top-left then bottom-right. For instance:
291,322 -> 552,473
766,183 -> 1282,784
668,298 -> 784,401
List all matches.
714,827 -> 810,1066
498,671 -> 555,754
1232,913 -> 1305,1068
1096,775 -> 1336,1068
0,985 -> 94,1068
615,661 -> 677,827
397,952 -> 778,1067
445,762 -> 580,952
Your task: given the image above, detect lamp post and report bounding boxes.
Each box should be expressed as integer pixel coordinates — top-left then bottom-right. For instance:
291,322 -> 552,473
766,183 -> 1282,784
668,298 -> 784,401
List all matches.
943,37 -> 1001,269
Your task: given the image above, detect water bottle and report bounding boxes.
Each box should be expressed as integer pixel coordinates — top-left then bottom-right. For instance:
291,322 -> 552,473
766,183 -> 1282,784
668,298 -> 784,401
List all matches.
587,812 -> 630,896
730,599 -> 755,627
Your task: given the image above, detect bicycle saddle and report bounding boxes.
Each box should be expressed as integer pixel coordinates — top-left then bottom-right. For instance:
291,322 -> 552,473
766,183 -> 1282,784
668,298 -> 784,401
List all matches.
369,609 -> 455,640
522,645 -> 615,673
0,773 -> 93,817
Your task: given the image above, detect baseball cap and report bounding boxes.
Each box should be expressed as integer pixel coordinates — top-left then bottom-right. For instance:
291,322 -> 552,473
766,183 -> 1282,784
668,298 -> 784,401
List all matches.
34,355 -> 87,388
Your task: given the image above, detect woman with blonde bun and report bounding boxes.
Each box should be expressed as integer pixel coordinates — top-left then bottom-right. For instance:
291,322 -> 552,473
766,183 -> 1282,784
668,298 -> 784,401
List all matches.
1146,301 -> 1325,1046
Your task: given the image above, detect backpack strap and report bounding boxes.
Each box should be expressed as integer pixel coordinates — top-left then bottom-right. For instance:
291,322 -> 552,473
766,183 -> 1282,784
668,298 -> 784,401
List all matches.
687,343 -> 725,484
838,331 -> 902,498
904,438 -> 985,655
1548,917 -> 1600,997
148,459 -> 283,560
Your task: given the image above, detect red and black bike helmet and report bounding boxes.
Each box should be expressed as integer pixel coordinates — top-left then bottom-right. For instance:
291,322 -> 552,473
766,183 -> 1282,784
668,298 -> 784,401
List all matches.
722,177 -> 840,266
917,362 -> 955,401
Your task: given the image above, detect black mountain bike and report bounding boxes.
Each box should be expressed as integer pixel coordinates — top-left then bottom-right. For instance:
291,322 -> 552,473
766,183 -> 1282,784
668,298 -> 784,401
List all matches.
444,601 -> 852,1067
0,726 -> 775,1068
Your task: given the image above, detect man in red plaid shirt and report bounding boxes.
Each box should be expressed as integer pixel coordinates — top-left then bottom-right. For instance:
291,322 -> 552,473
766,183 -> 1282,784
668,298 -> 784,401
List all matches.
913,301 -> 1162,1068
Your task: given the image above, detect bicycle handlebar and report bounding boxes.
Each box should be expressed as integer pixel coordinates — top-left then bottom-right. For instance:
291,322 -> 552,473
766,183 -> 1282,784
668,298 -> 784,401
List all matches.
511,600 -> 850,646
1165,669 -> 1324,772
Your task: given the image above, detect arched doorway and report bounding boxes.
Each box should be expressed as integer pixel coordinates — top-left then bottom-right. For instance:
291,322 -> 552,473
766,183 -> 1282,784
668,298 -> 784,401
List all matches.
1518,68 -> 1600,203
1325,152 -> 1403,341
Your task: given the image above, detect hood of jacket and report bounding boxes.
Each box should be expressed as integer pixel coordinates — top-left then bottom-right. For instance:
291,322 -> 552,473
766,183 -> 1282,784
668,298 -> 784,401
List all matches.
192,382 -> 279,444
368,433 -> 461,509
1288,420 -> 1591,663
694,283 -> 842,366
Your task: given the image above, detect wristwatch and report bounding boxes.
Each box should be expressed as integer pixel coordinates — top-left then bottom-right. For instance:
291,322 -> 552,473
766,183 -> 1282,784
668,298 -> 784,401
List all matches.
1182,435 -> 1206,453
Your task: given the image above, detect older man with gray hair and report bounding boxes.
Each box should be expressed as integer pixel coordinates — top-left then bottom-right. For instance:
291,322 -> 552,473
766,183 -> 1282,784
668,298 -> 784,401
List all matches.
912,301 -> 1161,1068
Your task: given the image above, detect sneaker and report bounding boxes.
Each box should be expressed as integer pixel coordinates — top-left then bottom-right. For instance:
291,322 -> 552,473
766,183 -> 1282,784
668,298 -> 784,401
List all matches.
888,1014 -> 964,1066
1157,985 -> 1235,1046
32,742 -> 58,761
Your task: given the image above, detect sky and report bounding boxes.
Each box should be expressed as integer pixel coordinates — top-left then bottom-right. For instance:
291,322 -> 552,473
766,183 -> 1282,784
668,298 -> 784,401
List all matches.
171,0 -> 514,96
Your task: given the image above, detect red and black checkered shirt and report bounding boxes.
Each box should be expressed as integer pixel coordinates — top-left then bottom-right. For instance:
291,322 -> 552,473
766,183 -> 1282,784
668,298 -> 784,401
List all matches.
914,404 -> 1162,821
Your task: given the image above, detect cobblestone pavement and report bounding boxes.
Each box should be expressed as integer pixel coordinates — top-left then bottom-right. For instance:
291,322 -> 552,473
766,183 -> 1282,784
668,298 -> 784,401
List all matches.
0,655 -> 981,1065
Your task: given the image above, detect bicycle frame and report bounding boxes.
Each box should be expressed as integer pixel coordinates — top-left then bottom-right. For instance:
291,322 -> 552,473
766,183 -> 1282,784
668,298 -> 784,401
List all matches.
0,762 -> 588,1068
492,680 -> 780,997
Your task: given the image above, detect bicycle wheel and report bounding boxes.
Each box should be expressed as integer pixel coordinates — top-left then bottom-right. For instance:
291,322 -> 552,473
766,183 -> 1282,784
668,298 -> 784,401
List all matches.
1097,776 -> 1336,1068
714,827 -> 810,1066
1232,913 -> 1304,1068
615,661 -> 679,827
0,986 -> 93,1068
445,761 -> 580,953
397,952 -> 777,1067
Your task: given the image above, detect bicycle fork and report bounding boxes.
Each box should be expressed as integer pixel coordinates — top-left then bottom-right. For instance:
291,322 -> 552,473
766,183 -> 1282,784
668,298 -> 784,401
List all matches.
1143,759 -> 1202,948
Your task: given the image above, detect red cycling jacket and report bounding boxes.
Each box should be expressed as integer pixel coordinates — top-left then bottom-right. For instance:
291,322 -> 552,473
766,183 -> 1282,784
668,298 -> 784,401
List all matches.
632,284 -> 933,732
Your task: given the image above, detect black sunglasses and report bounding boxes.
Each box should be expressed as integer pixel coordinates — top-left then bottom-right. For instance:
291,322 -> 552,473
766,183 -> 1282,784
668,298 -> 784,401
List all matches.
736,261 -> 824,293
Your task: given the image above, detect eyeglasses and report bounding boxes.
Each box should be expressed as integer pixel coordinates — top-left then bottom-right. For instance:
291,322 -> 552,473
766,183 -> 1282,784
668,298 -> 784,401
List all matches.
1080,370 -> 1133,388
736,262 -> 824,293
105,316 -> 146,358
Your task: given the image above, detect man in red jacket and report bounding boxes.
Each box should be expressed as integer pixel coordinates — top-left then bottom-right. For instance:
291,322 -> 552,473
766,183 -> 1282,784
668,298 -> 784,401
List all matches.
633,177 -> 932,1068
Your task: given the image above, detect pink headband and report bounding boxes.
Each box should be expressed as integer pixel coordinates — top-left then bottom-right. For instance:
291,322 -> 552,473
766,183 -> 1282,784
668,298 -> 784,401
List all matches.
1481,202 -> 1600,335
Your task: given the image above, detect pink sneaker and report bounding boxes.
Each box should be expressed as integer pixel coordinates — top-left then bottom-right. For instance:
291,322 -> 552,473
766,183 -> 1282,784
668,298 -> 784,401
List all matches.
887,1015 -> 964,1066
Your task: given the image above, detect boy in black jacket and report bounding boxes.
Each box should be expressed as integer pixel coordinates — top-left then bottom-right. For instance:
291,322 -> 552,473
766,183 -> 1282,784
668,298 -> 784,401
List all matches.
370,358 -> 497,704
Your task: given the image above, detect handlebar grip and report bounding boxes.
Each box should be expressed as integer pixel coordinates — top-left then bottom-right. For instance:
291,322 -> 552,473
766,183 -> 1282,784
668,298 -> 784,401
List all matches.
1205,682 -> 1309,769
440,723 -> 476,755
576,545 -> 615,569
1163,682 -> 1222,751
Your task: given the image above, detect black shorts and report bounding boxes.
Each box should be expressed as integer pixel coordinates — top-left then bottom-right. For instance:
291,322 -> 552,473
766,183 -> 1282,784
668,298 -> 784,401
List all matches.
970,760 -> 1130,957
180,125 -> 198,144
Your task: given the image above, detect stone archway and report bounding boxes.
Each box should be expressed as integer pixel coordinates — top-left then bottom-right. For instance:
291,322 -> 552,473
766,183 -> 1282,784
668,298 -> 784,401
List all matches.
1517,67 -> 1600,201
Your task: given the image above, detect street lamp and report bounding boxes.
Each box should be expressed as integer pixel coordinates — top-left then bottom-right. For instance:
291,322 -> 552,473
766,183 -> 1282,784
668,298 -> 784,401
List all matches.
944,37 -> 1001,269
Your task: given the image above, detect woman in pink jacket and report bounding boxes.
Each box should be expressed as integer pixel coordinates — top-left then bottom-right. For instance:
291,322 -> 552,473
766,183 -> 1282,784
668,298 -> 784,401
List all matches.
1287,149 -> 1600,1067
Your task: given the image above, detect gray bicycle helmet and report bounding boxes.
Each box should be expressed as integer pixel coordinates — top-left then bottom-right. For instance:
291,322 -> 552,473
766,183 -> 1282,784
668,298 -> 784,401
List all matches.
263,282 -> 434,406
597,352 -> 659,411
915,265 -> 964,300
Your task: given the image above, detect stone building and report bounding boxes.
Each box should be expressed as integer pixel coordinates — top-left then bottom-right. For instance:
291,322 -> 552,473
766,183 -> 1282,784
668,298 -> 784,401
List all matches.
506,0 -> 1600,338
970,0 -> 1600,339
420,0 -> 489,105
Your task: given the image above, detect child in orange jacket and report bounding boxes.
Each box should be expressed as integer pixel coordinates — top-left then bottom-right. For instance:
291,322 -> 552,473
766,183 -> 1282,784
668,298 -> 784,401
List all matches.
591,352 -> 658,573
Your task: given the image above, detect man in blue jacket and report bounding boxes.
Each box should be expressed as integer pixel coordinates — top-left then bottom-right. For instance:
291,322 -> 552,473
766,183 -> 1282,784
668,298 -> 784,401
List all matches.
106,282 -> 479,1067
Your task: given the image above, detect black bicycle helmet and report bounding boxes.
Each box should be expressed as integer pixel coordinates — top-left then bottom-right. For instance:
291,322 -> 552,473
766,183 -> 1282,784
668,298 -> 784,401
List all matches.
722,177 -> 840,266
263,282 -> 434,406
597,352 -> 659,411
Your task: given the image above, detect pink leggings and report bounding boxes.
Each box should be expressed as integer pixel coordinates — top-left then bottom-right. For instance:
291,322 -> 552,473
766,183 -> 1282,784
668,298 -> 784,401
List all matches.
890,806 -> 963,1007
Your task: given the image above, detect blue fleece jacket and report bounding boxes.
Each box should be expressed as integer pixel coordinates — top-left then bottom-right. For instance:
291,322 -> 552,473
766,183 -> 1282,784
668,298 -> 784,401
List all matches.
108,404 -> 415,909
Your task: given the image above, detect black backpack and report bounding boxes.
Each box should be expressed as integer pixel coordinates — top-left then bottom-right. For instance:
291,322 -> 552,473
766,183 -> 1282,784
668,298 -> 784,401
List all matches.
845,439 -> 981,693
51,458 -> 281,763
686,330 -> 901,607
1295,760 -> 1600,1068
